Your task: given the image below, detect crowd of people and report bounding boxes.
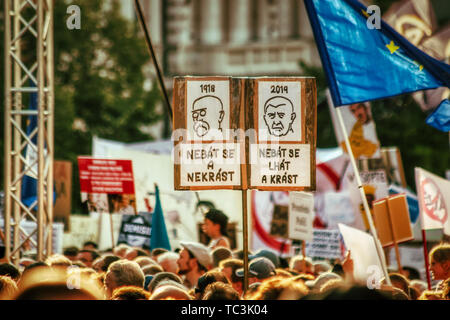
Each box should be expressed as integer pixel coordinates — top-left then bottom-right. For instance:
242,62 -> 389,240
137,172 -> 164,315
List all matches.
0,209 -> 449,301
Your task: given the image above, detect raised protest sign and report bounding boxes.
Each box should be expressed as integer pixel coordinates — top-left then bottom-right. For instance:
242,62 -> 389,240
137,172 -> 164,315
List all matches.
305,229 -> 341,259
78,157 -> 137,214
373,194 -> 413,247
173,77 -> 317,191
117,212 -> 153,250
288,192 -> 314,241
415,167 -> 450,234
270,205 -> 289,238
338,223 -> 385,283
173,77 -> 243,190
247,77 -> 317,191
327,89 -> 381,159
54,160 -> 72,231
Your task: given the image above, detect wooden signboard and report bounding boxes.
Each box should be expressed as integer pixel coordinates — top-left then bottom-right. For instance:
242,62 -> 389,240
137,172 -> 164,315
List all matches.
173,77 -> 244,190
373,194 -> 413,247
54,160 -> 72,231
246,77 -> 317,191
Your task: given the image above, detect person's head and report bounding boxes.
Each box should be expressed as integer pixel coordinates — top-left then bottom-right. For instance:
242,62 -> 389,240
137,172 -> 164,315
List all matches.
305,272 -> 343,294
148,272 -> 184,293
92,254 -> 121,273
151,248 -> 169,261
134,256 -> 157,269
232,249 -> 252,260
211,247 -> 232,268
249,276 -> 309,300
386,273 -> 410,297
236,257 -> 276,285
83,241 -> 98,251
0,263 -> 21,282
63,246 -> 79,261
191,95 -> 225,138
418,289 -> 443,300
194,270 -> 230,299
349,102 -> 371,125
149,284 -> 192,300
289,256 -> 314,274
177,242 -> 212,276
429,243 -> 450,281
157,252 -> 180,274
76,249 -> 100,268
249,249 -> 280,268
203,209 -> 229,238
45,254 -> 72,269
202,282 -> 240,300
111,285 -> 150,300
0,275 -> 18,299
14,266 -> 105,300
401,266 -> 421,280
409,279 -> 427,295
313,261 -> 332,276
263,96 -> 296,137
219,258 -> 244,295
113,244 -> 131,258
142,264 -> 164,276
125,247 -> 148,261
104,260 -> 145,298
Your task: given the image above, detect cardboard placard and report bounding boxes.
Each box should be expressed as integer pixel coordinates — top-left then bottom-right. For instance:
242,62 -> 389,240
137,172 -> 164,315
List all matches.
288,192 -> 314,241
305,229 -> 341,259
173,77 -> 243,190
247,77 -> 317,191
54,160 -> 72,231
173,77 -> 317,191
269,205 -> 289,238
117,212 -> 153,250
78,157 -> 137,214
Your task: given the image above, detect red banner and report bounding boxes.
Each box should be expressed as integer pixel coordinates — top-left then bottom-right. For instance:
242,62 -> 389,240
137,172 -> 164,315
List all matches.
78,157 -> 135,194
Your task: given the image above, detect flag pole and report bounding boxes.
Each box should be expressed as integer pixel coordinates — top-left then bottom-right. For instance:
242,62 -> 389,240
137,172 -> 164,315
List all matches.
422,229 -> 432,290
335,107 -> 392,286
242,189 -> 249,293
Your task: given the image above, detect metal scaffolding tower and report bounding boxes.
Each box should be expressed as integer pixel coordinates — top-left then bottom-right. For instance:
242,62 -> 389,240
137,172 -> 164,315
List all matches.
3,0 -> 54,264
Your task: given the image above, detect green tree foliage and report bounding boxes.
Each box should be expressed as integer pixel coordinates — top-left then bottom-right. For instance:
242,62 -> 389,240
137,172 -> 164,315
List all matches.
1,1 -> 163,212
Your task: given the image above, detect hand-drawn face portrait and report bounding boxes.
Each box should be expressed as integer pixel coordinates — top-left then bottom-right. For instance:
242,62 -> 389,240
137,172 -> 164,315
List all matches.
263,96 -> 296,137
349,103 -> 371,125
191,95 -> 225,138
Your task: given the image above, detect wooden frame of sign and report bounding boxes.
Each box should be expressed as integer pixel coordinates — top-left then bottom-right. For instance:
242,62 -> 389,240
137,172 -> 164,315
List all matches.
173,76 -> 245,190
245,77 -> 316,191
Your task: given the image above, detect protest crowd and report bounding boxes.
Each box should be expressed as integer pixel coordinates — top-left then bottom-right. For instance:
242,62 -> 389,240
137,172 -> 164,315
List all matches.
0,207 -> 449,301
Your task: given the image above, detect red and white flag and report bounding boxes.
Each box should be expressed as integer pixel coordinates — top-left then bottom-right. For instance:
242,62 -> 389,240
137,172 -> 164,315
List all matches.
415,167 -> 450,234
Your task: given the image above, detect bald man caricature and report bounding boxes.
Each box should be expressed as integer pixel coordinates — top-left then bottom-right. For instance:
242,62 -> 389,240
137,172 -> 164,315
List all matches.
191,95 -> 225,139
263,96 -> 296,137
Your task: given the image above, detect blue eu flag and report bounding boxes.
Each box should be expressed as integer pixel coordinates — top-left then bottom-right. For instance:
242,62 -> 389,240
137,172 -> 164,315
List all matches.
150,185 -> 171,251
304,0 -> 450,107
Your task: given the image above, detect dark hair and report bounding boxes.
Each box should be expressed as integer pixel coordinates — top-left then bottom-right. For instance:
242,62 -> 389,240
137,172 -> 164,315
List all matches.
78,249 -> 100,262
83,241 -> 98,249
401,266 -> 421,280
205,209 -> 229,236
63,246 -> 79,256
195,270 -> 230,298
151,248 -> 168,257
101,255 -> 121,272
203,282 -> 240,300
0,263 -> 21,281
135,248 -> 149,257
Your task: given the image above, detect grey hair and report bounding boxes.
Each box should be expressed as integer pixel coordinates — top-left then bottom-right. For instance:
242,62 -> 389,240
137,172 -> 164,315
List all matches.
107,260 -> 145,288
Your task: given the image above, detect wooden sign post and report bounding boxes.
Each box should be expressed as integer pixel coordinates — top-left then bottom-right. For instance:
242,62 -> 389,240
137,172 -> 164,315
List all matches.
373,194 -> 413,273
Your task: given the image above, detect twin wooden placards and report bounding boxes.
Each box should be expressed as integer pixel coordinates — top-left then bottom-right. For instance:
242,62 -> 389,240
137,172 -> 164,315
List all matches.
173,76 -> 317,191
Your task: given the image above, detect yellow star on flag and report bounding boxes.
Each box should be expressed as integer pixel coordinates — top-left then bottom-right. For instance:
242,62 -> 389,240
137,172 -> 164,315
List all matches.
386,40 -> 400,54
361,9 -> 369,18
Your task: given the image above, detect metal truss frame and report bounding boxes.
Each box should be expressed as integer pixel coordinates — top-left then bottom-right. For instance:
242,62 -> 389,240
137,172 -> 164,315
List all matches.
3,0 -> 54,264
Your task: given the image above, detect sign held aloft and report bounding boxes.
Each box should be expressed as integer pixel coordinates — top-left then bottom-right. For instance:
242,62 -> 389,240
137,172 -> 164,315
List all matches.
173,77 -> 317,191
